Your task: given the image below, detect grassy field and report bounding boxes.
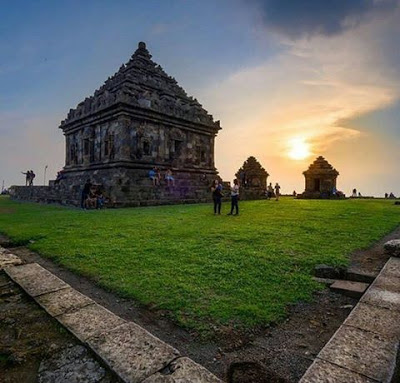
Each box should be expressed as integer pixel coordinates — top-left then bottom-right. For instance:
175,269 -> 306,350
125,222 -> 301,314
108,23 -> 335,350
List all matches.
0,196 -> 399,333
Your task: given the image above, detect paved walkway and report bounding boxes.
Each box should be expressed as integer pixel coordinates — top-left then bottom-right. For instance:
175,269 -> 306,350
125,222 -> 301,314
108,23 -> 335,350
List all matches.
300,253 -> 400,382
0,246 -> 222,383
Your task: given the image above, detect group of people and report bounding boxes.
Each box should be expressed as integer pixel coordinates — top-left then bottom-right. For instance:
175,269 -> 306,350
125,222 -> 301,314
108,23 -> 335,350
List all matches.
148,167 -> 175,187
21,170 -> 36,186
211,179 -> 240,215
385,192 -> 397,199
265,182 -> 281,201
81,179 -> 107,209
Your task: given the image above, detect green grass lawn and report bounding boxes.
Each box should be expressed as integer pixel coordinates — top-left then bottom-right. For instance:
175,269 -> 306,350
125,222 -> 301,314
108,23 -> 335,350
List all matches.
0,196 -> 399,333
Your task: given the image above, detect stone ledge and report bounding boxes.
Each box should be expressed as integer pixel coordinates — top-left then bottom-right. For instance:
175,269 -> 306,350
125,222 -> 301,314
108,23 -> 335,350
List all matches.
4,262 -> 69,296
88,322 -> 180,383
2,259 -> 222,383
57,303 -> 127,342
384,239 -> 400,257
318,325 -> 398,382
142,357 -> 222,383
301,256 -> 400,382
36,287 -> 94,317
300,358 -> 378,383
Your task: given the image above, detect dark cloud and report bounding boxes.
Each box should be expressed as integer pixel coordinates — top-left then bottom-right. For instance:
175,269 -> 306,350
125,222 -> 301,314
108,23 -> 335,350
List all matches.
250,0 -> 399,38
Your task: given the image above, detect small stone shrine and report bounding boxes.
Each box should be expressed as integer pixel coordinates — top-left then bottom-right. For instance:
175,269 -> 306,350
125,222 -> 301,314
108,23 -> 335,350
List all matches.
299,156 -> 339,199
11,42 -> 222,207
235,156 -> 269,199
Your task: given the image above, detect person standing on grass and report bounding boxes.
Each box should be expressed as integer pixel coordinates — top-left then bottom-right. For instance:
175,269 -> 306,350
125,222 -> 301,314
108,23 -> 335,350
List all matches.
211,179 -> 223,215
267,182 -> 274,200
274,182 -> 281,201
228,179 -> 239,216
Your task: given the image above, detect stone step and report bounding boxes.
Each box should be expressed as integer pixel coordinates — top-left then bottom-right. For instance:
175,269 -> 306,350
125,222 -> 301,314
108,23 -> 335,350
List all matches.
345,267 -> 377,284
330,280 -> 370,298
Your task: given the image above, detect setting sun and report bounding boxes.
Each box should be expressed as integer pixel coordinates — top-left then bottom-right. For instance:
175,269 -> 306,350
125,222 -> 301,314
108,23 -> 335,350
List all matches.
288,137 -> 311,160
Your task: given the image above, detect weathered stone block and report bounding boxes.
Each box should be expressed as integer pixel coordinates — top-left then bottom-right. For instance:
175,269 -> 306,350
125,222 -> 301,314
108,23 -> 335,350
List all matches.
384,239 -> 400,257
329,280 -> 369,298
372,274 -> 400,294
57,303 -> 126,342
381,257 -> 400,279
318,325 -> 398,382
361,287 -> 400,312
0,250 -> 22,270
4,263 -> 69,297
87,322 -> 180,383
300,358 -> 377,383
344,302 -> 400,339
142,357 -> 222,383
36,287 -> 94,317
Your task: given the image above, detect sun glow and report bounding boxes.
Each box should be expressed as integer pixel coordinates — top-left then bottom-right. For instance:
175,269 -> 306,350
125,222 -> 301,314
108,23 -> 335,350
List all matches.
288,137 -> 311,160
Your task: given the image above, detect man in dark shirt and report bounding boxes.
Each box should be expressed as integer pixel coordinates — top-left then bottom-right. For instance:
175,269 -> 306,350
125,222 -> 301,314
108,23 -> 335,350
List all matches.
81,179 -> 92,209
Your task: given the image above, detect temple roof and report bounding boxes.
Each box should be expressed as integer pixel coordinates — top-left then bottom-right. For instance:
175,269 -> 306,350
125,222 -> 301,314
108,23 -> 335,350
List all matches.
303,156 -> 339,176
60,42 -> 219,129
236,156 -> 269,178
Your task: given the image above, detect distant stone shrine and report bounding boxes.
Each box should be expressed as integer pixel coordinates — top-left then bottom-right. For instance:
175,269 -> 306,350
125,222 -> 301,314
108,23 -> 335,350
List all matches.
235,156 -> 269,199
11,42 -> 222,207
299,156 -> 339,199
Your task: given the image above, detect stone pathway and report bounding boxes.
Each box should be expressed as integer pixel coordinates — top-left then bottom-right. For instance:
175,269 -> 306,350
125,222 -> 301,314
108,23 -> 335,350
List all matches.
0,272 -> 116,383
300,244 -> 400,383
0,246 -> 222,383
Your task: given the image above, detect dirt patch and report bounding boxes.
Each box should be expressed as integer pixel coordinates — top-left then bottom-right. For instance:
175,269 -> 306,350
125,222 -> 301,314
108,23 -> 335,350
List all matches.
0,207 -> 15,214
350,225 -> 400,274
2,226 -> 398,382
0,272 -> 117,383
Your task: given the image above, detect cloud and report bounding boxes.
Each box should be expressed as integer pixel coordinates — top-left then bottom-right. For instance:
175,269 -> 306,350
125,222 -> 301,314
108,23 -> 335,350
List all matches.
199,5 -> 400,193
248,0 -> 399,38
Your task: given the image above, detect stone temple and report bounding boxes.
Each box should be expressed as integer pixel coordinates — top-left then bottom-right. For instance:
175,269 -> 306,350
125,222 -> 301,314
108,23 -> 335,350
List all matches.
235,156 -> 269,199
11,42 -> 222,206
299,156 -> 339,199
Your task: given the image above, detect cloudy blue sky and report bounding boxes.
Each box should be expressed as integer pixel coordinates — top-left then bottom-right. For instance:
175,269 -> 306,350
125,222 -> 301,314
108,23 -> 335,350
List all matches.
1,0 -> 399,195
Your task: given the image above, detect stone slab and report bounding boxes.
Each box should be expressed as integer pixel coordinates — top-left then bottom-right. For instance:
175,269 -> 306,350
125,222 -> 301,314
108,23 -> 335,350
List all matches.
361,287 -> 400,312
142,357 -> 223,383
380,257 -> 400,279
372,274 -> 400,294
318,325 -> 398,382
384,239 -> 400,257
300,358 -> 377,383
330,280 -> 369,298
0,250 -> 22,270
87,322 -> 180,383
57,303 -> 126,342
35,287 -> 94,317
345,267 -> 377,284
4,263 -> 69,297
345,302 -> 400,339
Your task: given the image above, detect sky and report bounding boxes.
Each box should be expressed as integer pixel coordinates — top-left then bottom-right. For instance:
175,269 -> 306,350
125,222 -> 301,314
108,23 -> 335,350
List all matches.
1,0 -> 399,196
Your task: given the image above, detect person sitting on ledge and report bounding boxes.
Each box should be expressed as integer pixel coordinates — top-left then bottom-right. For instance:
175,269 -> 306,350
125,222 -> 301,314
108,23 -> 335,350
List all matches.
85,190 -> 97,209
96,191 -> 106,209
148,167 -> 159,186
165,169 -> 175,187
